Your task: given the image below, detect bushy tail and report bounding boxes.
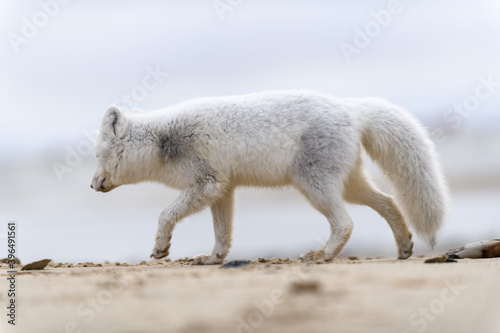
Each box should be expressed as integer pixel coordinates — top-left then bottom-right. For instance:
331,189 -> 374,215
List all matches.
357,99 -> 449,246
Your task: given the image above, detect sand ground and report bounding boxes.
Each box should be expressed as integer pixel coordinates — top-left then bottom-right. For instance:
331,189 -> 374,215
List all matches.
1,257 -> 499,333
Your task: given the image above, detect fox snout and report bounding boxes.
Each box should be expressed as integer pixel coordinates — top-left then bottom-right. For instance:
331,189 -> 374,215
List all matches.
90,177 -> 106,192
91,174 -> 117,193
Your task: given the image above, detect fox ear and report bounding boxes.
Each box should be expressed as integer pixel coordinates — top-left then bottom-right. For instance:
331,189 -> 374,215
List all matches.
101,106 -> 128,137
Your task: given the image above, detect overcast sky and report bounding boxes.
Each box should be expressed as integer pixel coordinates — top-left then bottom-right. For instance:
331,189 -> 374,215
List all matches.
1,1 -> 500,263
1,0 -> 500,160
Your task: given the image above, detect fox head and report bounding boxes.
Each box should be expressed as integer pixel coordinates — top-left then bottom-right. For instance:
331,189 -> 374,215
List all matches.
91,106 -> 130,192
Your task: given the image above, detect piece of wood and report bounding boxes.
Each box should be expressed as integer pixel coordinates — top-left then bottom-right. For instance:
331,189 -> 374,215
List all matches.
446,240 -> 500,259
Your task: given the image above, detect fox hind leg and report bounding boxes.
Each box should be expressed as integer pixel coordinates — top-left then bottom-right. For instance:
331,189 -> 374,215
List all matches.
295,176 -> 354,262
293,125 -> 360,262
343,160 -> 414,259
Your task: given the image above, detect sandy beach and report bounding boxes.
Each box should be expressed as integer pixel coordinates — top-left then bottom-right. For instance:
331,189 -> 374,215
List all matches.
1,257 -> 499,333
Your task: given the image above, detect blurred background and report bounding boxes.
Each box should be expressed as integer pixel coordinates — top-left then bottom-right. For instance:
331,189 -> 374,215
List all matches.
0,0 -> 499,264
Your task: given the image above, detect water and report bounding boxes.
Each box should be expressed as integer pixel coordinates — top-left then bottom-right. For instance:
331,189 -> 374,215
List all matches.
2,159 -> 499,264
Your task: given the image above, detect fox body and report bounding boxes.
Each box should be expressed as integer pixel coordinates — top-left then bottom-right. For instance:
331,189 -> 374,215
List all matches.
91,90 -> 448,264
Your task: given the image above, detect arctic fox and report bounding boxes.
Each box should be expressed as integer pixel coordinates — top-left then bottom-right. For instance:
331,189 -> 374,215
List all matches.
91,91 -> 448,264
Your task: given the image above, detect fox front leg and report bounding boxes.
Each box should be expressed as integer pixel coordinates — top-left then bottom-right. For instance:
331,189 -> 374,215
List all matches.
151,232 -> 172,259
150,175 -> 226,260
192,188 -> 234,265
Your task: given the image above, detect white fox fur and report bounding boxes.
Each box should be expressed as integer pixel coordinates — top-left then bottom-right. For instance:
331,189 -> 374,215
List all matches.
91,90 -> 449,264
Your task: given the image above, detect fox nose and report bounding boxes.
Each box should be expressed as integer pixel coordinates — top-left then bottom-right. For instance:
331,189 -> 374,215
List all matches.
90,184 -> 94,189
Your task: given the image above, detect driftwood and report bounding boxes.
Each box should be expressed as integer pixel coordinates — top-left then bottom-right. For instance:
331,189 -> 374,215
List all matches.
446,240 -> 500,259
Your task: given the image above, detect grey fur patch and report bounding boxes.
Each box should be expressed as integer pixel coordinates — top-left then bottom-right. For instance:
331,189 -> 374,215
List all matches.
158,119 -> 196,161
293,120 -> 355,187
160,134 -> 184,160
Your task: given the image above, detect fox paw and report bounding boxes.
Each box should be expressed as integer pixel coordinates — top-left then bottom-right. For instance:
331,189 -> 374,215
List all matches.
300,250 -> 332,263
397,240 -> 414,260
192,254 -> 224,265
150,234 -> 171,259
